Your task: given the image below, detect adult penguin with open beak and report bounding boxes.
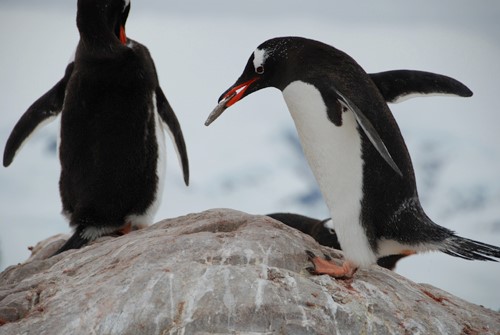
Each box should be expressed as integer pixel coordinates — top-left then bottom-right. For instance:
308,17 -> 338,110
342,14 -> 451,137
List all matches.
206,36 -> 500,278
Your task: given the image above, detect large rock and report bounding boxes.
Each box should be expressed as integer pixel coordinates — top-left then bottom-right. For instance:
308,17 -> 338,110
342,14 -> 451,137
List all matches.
0,209 -> 499,334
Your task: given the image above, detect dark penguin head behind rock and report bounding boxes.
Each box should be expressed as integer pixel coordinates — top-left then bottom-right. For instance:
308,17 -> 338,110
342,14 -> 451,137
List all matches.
77,0 -> 131,46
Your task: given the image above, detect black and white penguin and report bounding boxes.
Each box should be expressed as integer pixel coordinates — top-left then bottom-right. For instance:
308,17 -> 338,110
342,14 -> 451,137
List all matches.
267,213 -> 407,270
3,0 -> 189,254
206,36 -> 500,278
266,72 -> 473,270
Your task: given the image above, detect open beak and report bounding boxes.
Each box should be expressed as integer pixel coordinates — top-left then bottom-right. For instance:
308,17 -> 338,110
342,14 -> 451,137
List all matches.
205,77 -> 259,126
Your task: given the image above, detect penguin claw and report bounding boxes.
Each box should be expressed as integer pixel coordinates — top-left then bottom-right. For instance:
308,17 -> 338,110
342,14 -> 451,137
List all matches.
305,250 -> 317,260
306,266 -> 317,274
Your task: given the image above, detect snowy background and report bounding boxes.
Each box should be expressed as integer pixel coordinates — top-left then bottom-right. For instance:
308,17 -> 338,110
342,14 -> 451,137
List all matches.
1,1 -> 499,310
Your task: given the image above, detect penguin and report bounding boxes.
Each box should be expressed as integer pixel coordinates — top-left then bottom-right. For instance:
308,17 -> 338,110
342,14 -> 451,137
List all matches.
3,0 -> 189,255
205,36 -> 500,278
266,73 -> 472,270
267,213 -> 407,270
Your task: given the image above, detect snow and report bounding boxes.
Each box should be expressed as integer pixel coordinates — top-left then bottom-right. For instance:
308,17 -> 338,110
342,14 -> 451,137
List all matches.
0,1 -> 499,310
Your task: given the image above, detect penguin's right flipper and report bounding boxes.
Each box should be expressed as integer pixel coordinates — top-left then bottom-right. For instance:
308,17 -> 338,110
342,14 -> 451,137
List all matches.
332,87 -> 403,177
3,62 -> 74,167
369,70 -> 473,104
155,87 -> 190,186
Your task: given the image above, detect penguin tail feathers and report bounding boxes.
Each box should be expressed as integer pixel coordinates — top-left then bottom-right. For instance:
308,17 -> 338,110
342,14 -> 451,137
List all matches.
442,235 -> 500,262
52,226 -> 90,256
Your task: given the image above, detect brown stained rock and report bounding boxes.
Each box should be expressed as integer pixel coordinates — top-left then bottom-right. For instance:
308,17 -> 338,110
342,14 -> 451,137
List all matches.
0,209 -> 499,334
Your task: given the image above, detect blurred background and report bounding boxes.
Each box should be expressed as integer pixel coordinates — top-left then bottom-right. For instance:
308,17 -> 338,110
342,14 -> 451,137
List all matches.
0,0 -> 499,310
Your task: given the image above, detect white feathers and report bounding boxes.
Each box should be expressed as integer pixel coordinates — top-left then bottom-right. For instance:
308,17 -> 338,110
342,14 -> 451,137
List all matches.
390,92 -> 454,104
282,80 -> 377,267
80,225 -> 118,241
378,238 -> 438,256
253,48 -> 267,71
323,219 -> 334,231
10,114 -> 59,165
123,0 -> 131,10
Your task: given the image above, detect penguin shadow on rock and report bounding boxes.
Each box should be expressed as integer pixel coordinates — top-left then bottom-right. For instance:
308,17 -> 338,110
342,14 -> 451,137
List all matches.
206,36 -> 500,279
3,0 -> 189,255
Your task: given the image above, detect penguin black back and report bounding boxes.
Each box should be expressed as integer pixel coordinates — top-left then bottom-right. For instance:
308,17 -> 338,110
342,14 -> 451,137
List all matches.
3,0 -> 189,255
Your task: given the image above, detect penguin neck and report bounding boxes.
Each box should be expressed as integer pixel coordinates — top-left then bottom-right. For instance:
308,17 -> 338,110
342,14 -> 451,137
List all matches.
79,29 -> 122,50
77,13 -> 123,52
282,80 -> 377,267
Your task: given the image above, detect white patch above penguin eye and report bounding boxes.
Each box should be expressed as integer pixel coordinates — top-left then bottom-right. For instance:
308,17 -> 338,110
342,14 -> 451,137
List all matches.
253,48 -> 267,73
124,0 -> 130,10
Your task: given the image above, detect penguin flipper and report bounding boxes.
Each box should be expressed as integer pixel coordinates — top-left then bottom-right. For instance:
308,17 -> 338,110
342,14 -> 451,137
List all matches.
3,62 -> 74,167
155,87 -> 190,186
332,88 -> 403,177
369,70 -> 473,103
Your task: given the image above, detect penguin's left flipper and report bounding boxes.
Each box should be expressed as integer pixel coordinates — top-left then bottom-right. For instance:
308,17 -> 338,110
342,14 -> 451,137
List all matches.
323,86 -> 403,177
3,62 -> 74,167
369,70 -> 473,104
155,87 -> 190,186
305,250 -> 357,279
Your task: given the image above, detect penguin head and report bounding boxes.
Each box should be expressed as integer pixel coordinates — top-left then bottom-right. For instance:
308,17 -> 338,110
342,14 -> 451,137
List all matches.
205,37 -> 304,126
77,0 -> 131,45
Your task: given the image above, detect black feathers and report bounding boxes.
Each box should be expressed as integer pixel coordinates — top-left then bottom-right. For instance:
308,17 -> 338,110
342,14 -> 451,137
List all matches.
443,236 -> 500,262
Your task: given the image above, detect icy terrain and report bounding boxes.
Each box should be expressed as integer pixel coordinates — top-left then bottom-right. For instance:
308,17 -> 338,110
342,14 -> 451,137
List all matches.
0,1 -> 499,309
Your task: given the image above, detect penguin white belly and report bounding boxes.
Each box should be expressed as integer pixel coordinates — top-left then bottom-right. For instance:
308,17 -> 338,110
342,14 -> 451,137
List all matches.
282,81 -> 377,267
125,93 -> 166,227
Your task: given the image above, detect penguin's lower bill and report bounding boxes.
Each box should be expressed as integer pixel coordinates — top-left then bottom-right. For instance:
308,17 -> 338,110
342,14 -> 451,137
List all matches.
205,92 -> 235,126
205,77 -> 259,126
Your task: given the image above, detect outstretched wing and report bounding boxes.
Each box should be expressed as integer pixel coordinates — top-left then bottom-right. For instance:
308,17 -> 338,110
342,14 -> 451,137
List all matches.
3,62 -> 74,167
155,87 -> 189,186
369,70 -> 473,103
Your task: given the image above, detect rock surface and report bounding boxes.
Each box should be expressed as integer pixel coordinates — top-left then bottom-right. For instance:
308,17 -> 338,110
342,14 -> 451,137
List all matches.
0,209 -> 499,334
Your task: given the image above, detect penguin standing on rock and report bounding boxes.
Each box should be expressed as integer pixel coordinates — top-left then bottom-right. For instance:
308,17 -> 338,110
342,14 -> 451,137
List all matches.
267,213 -> 407,271
3,0 -> 189,255
206,36 -> 500,278
267,70 -> 474,271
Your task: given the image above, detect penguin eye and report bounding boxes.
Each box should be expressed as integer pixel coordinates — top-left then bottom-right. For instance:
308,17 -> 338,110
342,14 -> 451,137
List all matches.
328,228 -> 335,235
255,65 -> 265,75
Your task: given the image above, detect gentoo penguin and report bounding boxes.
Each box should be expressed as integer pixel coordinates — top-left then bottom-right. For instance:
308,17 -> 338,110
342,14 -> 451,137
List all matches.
266,73 -> 472,270
206,36 -> 500,278
3,0 -> 189,254
267,213 -> 407,270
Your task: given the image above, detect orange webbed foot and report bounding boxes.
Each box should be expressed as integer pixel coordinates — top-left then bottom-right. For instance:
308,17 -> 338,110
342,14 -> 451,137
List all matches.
306,250 -> 357,279
116,222 -> 133,236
